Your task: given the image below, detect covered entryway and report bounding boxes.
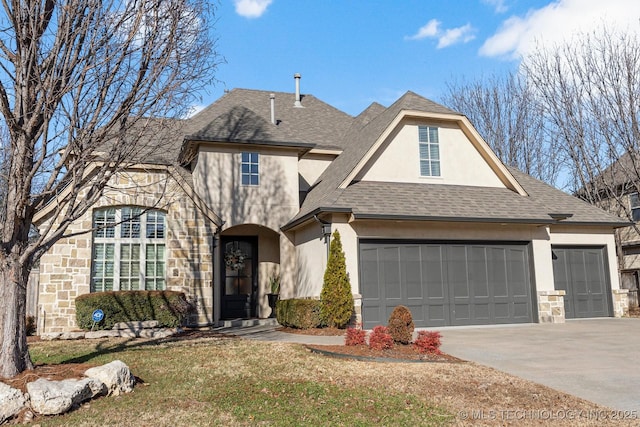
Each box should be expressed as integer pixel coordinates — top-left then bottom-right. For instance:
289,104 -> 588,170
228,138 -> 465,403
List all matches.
221,236 -> 258,319
360,241 -> 534,329
552,246 -> 612,318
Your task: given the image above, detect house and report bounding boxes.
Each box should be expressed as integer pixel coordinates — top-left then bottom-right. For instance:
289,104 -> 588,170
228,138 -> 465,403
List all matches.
33,74 -> 630,334
575,152 -> 640,306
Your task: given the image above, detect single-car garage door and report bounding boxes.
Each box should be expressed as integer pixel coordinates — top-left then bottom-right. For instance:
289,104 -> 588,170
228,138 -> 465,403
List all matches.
552,247 -> 612,318
360,241 -> 534,329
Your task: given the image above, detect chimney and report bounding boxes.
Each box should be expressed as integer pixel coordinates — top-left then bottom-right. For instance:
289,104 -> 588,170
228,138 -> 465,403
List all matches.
270,93 -> 276,124
294,73 -> 302,107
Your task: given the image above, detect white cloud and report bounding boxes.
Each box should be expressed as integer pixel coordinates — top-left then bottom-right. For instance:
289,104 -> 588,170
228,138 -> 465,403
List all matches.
406,19 -> 441,40
438,24 -> 476,48
480,0 -> 640,59
233,0 -> 272,19
482,0 -> 509,14
406,19 -> 476,49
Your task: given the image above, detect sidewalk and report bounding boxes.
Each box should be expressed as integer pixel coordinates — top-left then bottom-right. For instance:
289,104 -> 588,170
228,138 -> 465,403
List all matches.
211,319 -> 345,345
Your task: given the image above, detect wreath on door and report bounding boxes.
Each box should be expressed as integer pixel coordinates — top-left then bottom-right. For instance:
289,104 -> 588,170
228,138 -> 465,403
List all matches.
224,248 -> 247,271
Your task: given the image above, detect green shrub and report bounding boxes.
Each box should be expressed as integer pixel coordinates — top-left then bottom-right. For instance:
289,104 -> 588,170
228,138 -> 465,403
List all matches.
276,299 -> 322,329
75,290 -> 193,330
387,305 -> 414,344
320,230 -> 354,328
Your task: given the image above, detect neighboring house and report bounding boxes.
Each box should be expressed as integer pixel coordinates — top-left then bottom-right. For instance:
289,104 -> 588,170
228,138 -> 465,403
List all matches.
576,152 -> 640,305
33,75 -> 630,334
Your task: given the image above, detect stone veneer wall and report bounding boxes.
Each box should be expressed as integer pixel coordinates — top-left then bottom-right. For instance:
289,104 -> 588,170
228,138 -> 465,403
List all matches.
612,289 -> 629,318
37,169 -> 217,334
537,290 -> 566,323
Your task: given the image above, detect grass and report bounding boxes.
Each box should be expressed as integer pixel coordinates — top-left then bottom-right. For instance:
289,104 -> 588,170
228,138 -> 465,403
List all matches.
28,336 -> 453,426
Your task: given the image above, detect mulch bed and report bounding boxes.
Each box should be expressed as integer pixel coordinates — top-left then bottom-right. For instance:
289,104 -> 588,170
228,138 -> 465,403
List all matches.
277,326 -> 345,336
0,363 -> 95,394
306,344 -> 463,363
277,327 -> 461,363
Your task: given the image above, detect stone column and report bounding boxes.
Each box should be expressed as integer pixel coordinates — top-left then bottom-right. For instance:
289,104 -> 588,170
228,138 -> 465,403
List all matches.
537,290 -> 566,323
612,289 -> 629,318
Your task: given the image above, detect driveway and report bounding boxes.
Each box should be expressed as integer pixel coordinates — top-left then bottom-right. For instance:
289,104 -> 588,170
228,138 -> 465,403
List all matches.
439,318 -> 640,412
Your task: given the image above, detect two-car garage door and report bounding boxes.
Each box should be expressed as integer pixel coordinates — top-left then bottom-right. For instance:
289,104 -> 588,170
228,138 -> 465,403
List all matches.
360,241 -> 534,329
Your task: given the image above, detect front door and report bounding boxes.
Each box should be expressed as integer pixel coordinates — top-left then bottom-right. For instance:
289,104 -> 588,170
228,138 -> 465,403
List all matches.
221,237 -> 258,319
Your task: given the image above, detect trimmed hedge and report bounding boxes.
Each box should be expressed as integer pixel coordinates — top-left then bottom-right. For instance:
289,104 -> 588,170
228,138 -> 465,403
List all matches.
75,291 -> 193,330
276,299 -> 322,329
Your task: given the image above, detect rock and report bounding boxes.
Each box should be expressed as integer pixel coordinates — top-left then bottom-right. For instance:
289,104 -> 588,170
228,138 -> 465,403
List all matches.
27,378 -> 95,415
84,361 -> 134,396
60,331 -> 86,340
86,378 -> 107,398
0,382 -> 26,424
39,332 -> 62,341
112,320 -> 159,330
152,328 -> 178,338
84,330 -> 120,339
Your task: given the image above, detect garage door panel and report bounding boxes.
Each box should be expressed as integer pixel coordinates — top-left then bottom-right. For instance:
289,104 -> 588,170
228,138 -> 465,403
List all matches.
422,246 -> 446,301
507,248 -> 529,297
552,247 -> 611,319
401,246 -> 423,300
360,241 -> 533,328
469,246 -> 490,299
449,246 -> 470,299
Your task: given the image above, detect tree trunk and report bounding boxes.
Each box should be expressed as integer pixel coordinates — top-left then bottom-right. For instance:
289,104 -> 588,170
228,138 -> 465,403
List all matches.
0,256 -> 33,378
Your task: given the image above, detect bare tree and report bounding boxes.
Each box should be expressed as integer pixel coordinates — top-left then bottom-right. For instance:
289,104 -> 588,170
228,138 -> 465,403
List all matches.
0,0 -> 219,377
522,26 -> 640,220
442,73 -> 560,185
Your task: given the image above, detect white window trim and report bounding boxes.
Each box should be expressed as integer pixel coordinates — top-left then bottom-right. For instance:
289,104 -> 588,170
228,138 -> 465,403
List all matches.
418,125 -> 441,178
91,207 -> 166,292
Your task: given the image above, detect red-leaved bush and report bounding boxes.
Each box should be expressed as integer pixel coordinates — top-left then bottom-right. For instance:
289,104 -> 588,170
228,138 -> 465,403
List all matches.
413,330 -> 442,354
345,328 -> 366,346
368,325 -> 394,350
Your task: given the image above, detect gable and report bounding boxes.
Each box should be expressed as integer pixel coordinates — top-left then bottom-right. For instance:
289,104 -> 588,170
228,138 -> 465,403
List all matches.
355,118 -> 506,188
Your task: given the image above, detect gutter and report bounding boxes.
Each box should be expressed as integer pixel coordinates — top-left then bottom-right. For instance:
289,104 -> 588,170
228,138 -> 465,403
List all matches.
281,207 -> 353,231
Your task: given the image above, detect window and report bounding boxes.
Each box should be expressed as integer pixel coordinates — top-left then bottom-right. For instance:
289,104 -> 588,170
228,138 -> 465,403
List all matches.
419,126 -> 440,177
631,193 -> 640,222
241,152 -> 259,186
91,207 -> 166,292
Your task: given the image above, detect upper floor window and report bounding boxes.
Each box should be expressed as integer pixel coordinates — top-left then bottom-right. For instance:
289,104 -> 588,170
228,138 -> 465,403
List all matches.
91,207 -> 166,292
419,126 -> 440,177
241,152 -> 259,186
631,193 -> 640,221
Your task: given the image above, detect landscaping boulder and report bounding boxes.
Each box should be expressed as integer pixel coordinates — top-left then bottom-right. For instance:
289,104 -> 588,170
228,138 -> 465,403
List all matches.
84,360 -> 134,396
0,382 -> 26,424
27,378 -> 96,415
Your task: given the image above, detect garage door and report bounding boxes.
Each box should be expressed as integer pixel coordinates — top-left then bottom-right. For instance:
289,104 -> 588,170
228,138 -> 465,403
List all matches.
552,247 -> 611,318
360,241 -> 534,329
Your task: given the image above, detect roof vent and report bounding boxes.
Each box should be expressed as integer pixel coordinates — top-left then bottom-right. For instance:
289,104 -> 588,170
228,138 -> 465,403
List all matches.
270,93 -> 276,124
294,73 -> 302,107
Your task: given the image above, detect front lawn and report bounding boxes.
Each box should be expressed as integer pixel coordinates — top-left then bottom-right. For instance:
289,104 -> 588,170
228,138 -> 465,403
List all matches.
23,334 -> 624,426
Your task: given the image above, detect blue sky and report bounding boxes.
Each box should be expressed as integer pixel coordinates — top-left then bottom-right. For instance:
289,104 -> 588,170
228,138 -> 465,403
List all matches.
199,0 -> 640,116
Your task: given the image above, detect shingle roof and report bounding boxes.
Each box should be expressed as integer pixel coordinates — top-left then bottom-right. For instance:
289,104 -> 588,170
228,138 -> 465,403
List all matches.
183,88 -> 354,150
293,91 -> 462,222
284,92 -> 628,230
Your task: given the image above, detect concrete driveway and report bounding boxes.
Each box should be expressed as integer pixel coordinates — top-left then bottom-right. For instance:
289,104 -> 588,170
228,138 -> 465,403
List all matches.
438,318 -> 640,412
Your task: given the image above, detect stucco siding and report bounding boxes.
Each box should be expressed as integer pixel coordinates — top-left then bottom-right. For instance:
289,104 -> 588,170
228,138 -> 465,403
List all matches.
298,153 -> 335,191
292,222 -> 326,297
358,120 -> 506,188
193,145 -> 300,231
